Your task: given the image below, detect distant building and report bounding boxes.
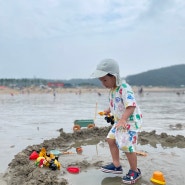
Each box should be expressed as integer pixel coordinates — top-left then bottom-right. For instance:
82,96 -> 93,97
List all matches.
47,82 -> 64,88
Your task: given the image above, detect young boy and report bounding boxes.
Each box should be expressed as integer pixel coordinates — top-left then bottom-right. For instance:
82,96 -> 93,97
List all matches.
91,59 -> 142,184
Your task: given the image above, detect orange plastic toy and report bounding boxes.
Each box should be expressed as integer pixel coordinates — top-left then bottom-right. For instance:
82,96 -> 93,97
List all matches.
150,171 -> 166,185
76,147 -> 83,154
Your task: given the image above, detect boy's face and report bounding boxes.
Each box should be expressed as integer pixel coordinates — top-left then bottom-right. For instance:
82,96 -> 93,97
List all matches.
99,75 -> 117,89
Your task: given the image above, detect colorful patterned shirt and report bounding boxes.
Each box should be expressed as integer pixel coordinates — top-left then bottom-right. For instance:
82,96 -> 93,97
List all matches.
109,82 -> 142,131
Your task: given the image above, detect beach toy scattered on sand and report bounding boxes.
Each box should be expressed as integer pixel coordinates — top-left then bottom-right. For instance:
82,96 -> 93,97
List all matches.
150,171 -> 166,185
30,147 -> 61,170
29,151 -> 39,160
35,156 -> 45,167
135,151 -> 147,156
39,147 -> 47,157
76,147 -> 83,154
48,156 -> 61,170
67,166 -> 80,174
62,151 -> 74,155
50,150 -> 62,157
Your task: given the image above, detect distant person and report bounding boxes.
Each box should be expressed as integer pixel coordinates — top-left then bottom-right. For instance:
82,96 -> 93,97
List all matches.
97,92 -> 101,96
27,89 -> 30,94
176,91 -> 180,96
138,86 -> 144,96
91,59 -> 143,184
53,89 -> 56,98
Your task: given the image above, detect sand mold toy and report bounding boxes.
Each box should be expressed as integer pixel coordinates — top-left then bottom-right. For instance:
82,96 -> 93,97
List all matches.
150,171 -> 166,185
50,150 -> 62,157
29,151 -> 39,160
67,166 -> 80,174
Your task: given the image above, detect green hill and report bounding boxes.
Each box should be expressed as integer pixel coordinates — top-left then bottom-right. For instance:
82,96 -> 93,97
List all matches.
1,64 -> 185,88
125,64 -> 185,87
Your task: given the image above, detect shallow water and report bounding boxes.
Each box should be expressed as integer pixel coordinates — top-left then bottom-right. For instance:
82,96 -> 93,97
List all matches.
64,143 -> 185,185
0,90 -> 185,177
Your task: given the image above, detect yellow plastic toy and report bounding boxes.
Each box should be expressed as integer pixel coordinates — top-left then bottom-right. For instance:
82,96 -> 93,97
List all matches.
49,153 -> 61,170
98,111 -> 114,125
39,147 -> 47,158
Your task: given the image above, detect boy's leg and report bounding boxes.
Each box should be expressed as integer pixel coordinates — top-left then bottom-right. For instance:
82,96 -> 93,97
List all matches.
122,152 -> 141,184
107,138 -> 120,167
101,138 -> 122,174
125,152 -> 138,172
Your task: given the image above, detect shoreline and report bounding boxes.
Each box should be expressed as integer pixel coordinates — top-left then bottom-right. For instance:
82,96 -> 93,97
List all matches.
0,86 -> 185,95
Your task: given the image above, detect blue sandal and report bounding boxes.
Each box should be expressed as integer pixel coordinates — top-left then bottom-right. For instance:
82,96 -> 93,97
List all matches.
101,163 -> 123,174
122,168 -> 141,184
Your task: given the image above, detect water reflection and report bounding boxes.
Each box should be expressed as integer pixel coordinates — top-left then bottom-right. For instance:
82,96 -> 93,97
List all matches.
101,176 -> 122,185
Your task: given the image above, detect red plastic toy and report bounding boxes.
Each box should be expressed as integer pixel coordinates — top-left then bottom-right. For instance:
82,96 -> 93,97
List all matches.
29,151 -> 39,160
66,166 -> 80,174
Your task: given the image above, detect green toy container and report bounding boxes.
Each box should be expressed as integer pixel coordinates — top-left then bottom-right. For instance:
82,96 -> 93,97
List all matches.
73,119 -> 95,131
74,119 -> 94,127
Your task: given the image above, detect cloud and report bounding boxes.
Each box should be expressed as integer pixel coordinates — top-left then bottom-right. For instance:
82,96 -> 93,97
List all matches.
0,0 -> 157,39
0,0 -> 185,79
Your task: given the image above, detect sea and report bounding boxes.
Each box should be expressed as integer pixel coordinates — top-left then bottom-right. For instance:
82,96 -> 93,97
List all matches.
0,89 -> 185,184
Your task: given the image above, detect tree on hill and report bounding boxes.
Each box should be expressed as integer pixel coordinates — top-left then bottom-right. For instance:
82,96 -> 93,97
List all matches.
125,64 -> 185,87
1,64 -> 185,88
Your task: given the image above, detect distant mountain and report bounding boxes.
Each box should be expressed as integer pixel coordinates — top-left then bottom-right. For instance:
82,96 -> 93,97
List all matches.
1,64 -> 185,88
125,64 -> 185,87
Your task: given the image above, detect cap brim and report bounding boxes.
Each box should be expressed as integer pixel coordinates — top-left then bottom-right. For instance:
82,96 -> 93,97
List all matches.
91,70 -> 108,78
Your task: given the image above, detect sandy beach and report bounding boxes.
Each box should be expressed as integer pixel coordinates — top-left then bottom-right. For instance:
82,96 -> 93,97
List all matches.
0,87 -> 185,184
0,86 -> 185,95
1,126 -> 185,185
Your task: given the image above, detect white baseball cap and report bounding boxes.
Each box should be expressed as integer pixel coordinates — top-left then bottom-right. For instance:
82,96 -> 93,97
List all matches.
91,58 -> 122,86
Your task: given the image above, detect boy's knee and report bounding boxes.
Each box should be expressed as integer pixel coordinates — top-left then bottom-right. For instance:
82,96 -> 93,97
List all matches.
107,138 -> 116,145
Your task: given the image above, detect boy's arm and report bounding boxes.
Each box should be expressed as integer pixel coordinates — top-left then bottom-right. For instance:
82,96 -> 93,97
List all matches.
115,106 -> 135,129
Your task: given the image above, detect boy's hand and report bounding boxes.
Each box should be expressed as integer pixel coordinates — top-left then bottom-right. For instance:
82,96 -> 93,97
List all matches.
103,108 -> 111,115
115,106 -> 135,129
115,119 -> 128,129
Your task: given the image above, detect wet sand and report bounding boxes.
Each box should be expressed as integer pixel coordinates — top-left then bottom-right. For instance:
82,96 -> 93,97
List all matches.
1,126 -> 185,185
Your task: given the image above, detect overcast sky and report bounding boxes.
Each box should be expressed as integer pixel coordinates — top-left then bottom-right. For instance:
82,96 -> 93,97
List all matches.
0,0 -> 185,79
